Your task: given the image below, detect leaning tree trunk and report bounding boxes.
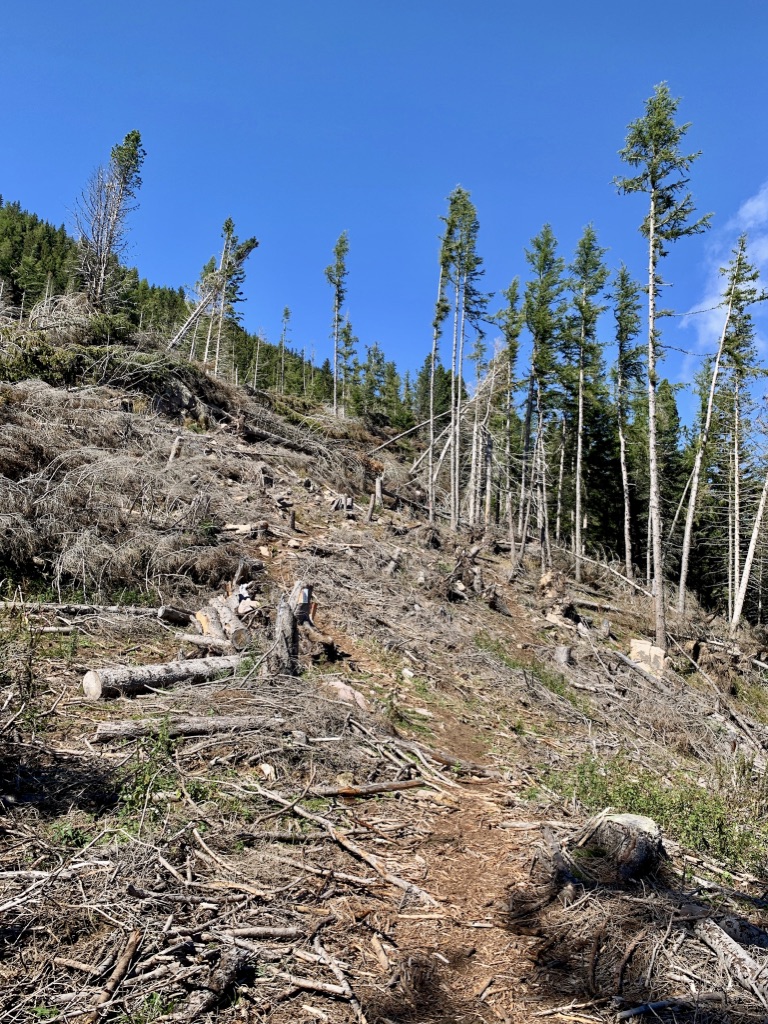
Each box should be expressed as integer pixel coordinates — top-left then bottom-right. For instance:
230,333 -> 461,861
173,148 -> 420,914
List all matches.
730,466 -> 768,636
677,272 -> 736,613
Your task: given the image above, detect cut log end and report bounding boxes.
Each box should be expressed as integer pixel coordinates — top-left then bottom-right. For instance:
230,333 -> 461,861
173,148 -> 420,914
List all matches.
83,670 -> 104,700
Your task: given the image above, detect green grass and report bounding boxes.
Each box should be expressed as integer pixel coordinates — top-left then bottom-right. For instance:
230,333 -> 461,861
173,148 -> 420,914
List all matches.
552,752 -> 768,873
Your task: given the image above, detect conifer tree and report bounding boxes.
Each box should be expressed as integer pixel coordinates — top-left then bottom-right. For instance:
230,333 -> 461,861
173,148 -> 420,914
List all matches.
325,232 -> 349,416
616,83 -> 711,648
75,130 -> 146,311
610,265 -> 643,579
520,225 -> 567,564
439,187 -> 488,529
567,226 -> 609,581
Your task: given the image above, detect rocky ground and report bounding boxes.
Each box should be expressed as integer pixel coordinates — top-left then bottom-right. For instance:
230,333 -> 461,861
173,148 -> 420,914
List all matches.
3,373 -> 768,1023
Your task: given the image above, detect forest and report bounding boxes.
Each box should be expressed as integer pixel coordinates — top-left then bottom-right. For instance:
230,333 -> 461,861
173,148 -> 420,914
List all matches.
1,84 -> 766,646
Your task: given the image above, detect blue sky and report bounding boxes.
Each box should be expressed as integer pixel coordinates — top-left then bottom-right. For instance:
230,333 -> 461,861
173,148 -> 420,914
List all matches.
4,0 -> 768,403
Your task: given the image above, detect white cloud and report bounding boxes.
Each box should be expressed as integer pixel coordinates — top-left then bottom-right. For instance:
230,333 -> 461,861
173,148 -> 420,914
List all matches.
731,181 -> 768,233
680,180 -> 768,358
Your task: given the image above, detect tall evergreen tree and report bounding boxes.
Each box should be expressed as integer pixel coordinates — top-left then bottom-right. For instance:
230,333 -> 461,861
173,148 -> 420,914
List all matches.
616,82 -> 711,648
325,231 -> 349,416
520,224 -> 568,565
566,225 -> 609,580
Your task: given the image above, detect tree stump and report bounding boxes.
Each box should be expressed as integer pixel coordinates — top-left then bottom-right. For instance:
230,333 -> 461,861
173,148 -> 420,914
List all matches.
573,812 -> 666,883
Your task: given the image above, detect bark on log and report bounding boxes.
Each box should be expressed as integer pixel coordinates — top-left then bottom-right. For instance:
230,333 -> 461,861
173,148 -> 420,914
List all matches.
0,602 -> 157,617
694,917 -> 768,1000
213,595 -> 251,650
175,633 -> 231,655
158,605 -> 196,627
268,580 -> 307,676
93,714 -> 283,742
83,654 -> 242,700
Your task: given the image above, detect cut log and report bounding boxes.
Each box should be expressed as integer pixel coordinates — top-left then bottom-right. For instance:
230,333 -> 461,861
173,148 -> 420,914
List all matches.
83,654 -> 242,700
694,917 -> 768,1000
212,595 -> 251,650
268,580 -> 308,676
93,714 -> 283,742
195,606 -> 227,642
158,605 -> 196,627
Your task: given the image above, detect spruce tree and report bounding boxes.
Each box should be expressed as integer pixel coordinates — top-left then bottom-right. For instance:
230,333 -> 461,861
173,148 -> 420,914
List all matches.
325,231 -> 349,416
562,226 -> 609,579
616,83 -> 711,648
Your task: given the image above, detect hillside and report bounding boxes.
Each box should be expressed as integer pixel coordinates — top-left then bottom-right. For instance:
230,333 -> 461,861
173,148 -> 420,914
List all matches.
4,348 -> 768,1024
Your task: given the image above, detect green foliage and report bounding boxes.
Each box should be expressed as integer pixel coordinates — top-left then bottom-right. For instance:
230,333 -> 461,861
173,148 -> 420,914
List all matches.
119,721 -> 176,818
557,753 -> 768,872
0,201 -> 77,307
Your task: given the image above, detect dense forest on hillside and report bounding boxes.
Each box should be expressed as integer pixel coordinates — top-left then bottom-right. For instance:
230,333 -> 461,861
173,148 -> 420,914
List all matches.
2,83 -> 768,641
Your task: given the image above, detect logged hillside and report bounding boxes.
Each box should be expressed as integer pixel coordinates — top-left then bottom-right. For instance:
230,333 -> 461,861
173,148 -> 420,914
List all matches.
4,344 -> 768,1024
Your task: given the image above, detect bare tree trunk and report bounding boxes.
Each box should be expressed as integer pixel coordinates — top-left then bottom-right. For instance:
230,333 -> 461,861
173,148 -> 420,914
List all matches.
616,369 -> 633,579
730,466 -> 768,635
518,372 -> 536,536
646,195 -> 666,649
734,395 -> 741,599
468,402 -> 481,527
555,414 -> 566,546
677,262 -> 739,613
574,344 -> 585,582
484,431 -> 494,528
428,266 -> 443,525
213,296 -> 226,377
332,295 -> 339,416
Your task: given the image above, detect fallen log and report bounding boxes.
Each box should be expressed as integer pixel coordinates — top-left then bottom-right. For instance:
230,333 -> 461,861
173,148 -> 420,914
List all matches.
83,654 -> 242,700
195,606 -> 227,643
694,917 -> 768,1001
212,594 -> 251,650
158,605 -> 196,627
175,633 -> 231,655
93,714 -> 282,742
0,601 -> 157,617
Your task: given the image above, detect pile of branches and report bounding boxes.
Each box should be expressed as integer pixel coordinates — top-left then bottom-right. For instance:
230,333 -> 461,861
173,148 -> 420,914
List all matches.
508,813 -> 768,1023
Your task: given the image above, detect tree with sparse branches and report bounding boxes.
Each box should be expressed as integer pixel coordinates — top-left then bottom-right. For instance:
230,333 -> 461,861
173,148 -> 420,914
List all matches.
75,130 -> 146,311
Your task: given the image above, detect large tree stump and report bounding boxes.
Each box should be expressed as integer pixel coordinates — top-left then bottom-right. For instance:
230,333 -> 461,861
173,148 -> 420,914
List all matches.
83,654 -> 242,700
572,812 -> 666,883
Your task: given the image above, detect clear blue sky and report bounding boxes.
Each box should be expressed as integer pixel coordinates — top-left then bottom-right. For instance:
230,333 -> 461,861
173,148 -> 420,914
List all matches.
4,0 -> 768,396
